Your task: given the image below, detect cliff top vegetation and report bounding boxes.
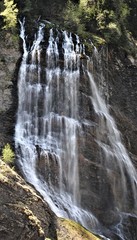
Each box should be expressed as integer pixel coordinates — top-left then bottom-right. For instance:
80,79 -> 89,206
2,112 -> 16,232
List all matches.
0,0 -> 137,54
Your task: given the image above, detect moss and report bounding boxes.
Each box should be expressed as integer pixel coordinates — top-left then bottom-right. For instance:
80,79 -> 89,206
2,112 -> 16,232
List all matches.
57,218 -> 101,240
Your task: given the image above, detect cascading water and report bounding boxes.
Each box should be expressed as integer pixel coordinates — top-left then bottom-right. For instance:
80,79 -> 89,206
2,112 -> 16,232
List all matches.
86,55 -> 137,239
15,20 -> 137,239
87,59 -> 137,209
15,20 -> 99,233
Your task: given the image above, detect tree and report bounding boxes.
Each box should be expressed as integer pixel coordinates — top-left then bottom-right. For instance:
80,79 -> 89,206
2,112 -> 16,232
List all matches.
0,0 -> 18,30
2,143 -> 15,165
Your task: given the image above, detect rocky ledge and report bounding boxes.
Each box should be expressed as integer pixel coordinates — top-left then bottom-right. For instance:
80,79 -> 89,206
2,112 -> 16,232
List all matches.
0,159 -> 100,240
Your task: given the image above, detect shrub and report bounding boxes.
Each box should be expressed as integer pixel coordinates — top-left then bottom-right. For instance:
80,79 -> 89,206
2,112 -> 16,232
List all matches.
103,22 -> 122,43
2,143 -> 15,164
0,0 -> 18,30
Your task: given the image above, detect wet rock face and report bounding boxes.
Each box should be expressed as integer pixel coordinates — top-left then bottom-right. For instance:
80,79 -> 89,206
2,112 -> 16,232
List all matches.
78,48 -> 137,239
0,32 -> 20,150
96,48 -> 137,161
0,5 -> 137,238
22,31 -> 137,238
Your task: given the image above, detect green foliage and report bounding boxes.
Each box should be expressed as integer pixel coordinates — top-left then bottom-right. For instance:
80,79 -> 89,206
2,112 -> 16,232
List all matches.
62,0 -> 137,52
63,1 -> 81,31
92,35 -> 106,46
0,0 -> 18,30
2,143 -> 15,164
125,0 -> 137,38
19,0 -> 137,51
21,0 -> 32,13
103,22 -> 122,44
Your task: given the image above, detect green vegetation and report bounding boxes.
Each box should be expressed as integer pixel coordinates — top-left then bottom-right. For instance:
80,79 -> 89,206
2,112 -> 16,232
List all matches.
0,0 -> 18,30
21,0 -> 32,14
62,0 -> 137,52
2,143 -> 15,165
0,0 -> 137,52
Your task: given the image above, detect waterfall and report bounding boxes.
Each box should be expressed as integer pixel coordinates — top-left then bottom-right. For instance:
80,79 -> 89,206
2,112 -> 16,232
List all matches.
15,21 -> 137,239
15,20 -> 99,233
86,55 -> 137,239
87,68 -> 137,210
87,53 -> 137,210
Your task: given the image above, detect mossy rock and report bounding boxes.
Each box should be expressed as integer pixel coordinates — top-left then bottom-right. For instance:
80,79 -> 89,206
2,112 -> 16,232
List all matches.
57,218 -> 101,240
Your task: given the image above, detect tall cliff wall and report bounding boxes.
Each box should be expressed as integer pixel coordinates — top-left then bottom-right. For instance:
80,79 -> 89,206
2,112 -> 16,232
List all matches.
0,1 -> 137,239
0,31 -> 20,151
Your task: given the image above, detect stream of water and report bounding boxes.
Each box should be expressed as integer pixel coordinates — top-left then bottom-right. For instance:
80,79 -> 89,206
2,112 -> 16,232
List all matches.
15,20 -> 137,239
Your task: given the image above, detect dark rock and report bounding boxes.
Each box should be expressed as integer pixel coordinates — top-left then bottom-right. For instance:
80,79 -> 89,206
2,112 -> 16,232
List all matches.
0,31 -> 20,151
0,159 -> 100,240
0,159 -> 57,240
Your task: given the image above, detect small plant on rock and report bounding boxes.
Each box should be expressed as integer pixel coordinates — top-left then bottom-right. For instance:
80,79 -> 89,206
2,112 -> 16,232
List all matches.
2,143 -> 15,165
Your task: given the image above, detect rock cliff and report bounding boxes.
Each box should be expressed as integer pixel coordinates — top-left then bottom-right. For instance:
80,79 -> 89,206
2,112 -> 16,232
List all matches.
0,1 -> 137,239
0,23 -> 137,240
0,159 -> 100,240
0,31 -> 20,150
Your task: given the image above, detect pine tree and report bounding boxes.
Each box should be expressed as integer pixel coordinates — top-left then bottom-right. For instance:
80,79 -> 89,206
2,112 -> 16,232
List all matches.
2,143 -> 15,165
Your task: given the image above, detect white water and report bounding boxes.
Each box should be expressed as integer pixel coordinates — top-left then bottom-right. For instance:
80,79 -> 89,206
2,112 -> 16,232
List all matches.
86,57 -> 137,239
15,21 -> 137,239
15,20 -> 99,233
87,57 -> 137,211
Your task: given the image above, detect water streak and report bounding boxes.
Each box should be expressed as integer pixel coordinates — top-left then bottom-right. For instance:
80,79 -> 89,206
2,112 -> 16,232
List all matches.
15,21 -> 137,239
15,21 -> 99,233
87,64 -> 137,211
